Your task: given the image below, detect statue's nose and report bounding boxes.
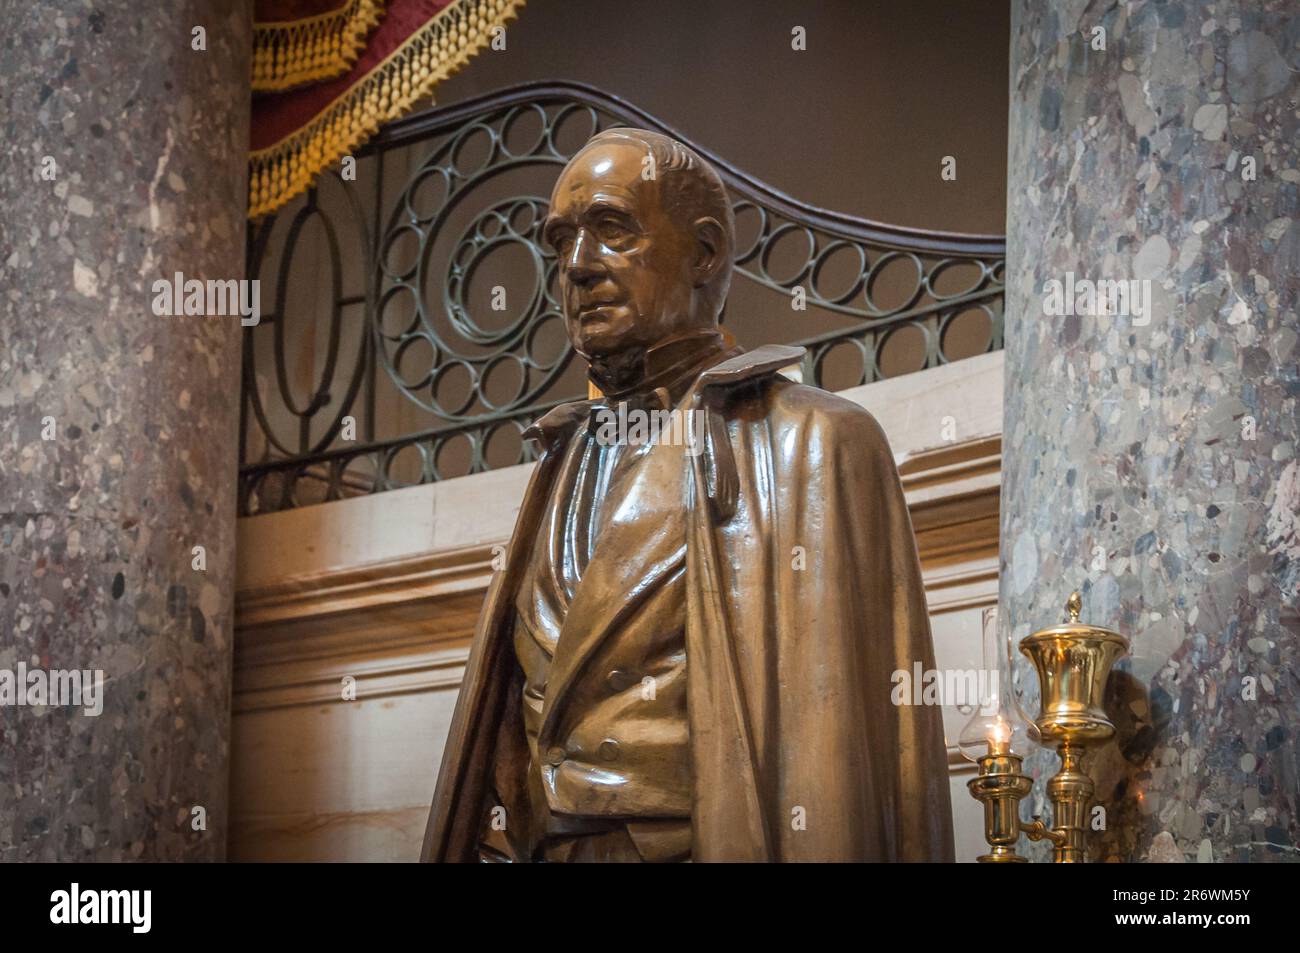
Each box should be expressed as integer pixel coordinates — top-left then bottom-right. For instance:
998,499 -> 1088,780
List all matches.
564,229 -> 601,283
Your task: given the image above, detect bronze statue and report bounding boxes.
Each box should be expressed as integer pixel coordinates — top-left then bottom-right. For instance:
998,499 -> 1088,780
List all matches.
421,128 -> 954,862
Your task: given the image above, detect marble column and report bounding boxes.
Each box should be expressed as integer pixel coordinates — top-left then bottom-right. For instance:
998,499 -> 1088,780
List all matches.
0,2 -> 250,859
1001,0 -> 1298,862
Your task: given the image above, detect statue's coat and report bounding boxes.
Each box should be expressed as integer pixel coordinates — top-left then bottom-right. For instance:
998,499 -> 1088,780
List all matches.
421,345 -> 954,862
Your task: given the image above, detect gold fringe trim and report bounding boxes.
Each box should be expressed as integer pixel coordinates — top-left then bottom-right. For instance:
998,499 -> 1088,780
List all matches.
253,0 -> 386,93
249,0 -> 525,220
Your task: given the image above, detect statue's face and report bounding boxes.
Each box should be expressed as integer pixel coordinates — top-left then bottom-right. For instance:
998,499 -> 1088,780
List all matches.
544,142 -> 699,358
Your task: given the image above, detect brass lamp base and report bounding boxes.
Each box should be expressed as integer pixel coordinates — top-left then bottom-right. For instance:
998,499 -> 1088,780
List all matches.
967,752 -> 1032,862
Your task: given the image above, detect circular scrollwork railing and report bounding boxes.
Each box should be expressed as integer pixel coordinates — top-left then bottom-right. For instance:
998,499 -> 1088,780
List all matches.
239,81 -> 1004,515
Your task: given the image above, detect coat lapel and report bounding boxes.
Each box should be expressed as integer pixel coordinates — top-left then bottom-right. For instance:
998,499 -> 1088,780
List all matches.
538,433 -> 688,744
539,346 -> 806,744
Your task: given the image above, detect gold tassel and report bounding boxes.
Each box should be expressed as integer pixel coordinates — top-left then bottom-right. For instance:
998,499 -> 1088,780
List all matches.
249,0 -> 527,220
252,0 -> 386,93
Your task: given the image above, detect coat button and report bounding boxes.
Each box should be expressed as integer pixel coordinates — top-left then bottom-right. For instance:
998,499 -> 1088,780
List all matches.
606,669 -> 634,692
598,739 -> 620,762
546,746 -> 565,766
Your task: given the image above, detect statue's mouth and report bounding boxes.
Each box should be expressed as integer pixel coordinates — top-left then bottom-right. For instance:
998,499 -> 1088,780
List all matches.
577,300 -> 623,319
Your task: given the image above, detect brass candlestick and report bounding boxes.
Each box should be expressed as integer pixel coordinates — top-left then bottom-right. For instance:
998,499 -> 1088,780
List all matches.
967,592 -> 1129,863
967,744 -> 1034,862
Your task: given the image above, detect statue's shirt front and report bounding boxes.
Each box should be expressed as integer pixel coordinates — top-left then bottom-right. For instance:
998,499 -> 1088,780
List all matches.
501,342 -> 734,861
513,390 -> 691,821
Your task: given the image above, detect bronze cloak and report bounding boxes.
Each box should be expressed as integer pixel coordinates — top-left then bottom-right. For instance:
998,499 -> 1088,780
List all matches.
421,344 -> 955,862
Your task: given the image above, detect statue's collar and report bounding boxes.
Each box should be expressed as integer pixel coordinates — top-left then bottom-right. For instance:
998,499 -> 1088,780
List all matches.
585,328 -> 738,402
691,343 -> 806,393
525,339 -> 807,455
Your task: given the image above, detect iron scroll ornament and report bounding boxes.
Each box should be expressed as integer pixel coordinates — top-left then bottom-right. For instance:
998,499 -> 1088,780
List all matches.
239,80 -> 1005,515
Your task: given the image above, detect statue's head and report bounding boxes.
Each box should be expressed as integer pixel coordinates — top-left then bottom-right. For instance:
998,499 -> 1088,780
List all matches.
543,128 -> 734,360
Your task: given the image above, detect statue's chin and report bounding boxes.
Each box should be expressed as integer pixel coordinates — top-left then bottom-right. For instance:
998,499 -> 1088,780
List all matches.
573,321 -> 635,360
579,339 -> 629,361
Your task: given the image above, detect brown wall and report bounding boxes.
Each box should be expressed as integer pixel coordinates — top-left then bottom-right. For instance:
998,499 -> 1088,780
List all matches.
437,0 -> 1010,234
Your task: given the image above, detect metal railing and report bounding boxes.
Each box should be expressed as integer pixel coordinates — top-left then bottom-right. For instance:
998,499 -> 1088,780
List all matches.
239,80 -> 1004,515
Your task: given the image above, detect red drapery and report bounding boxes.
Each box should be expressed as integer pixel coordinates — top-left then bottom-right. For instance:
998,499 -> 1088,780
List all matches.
249,0 -> 525,218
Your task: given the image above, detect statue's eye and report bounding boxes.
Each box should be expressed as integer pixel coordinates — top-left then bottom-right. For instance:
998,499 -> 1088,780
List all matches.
550,230 -> 574,257
596,217 -> 633,243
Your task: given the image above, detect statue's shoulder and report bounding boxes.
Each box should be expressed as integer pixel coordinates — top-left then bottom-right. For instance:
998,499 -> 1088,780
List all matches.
767,379 -> 893,453
523,400 -> 592,455
699,344 -> 891,449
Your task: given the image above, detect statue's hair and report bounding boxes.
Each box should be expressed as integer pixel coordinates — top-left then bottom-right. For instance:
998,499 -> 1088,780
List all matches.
577,127 -> 735,313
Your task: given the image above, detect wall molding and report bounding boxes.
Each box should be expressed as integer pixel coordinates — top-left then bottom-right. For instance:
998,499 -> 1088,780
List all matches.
235,545 -> 492,712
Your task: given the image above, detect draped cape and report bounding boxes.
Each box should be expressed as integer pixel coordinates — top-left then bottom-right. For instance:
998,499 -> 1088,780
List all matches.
421,344 -> 954,862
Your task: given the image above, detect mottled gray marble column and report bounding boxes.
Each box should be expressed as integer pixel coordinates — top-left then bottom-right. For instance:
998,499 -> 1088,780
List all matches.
1001,0 -> 1298,862
0,2 -> 250,859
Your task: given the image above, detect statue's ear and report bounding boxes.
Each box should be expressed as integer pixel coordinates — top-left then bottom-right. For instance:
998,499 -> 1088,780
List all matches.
692,216 -> 727,288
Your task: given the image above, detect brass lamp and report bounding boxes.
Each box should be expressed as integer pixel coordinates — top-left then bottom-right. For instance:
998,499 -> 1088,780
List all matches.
966,592 -> 1129,863
959,606 -> 1037,862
